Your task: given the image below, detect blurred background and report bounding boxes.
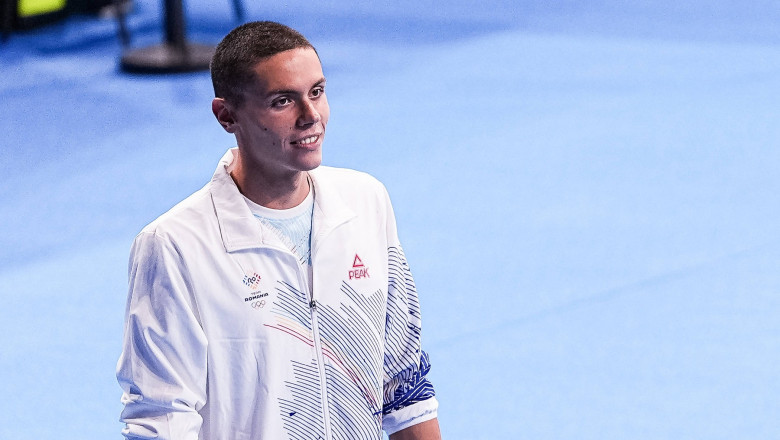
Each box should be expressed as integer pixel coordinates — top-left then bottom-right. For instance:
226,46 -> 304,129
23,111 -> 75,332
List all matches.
1,0 -> 779,438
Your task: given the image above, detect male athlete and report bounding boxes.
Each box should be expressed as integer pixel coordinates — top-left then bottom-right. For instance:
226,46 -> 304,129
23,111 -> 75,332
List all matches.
117,21 -> 441,440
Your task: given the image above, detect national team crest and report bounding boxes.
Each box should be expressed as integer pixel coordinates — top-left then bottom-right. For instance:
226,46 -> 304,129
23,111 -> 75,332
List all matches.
243,272 -> 261,289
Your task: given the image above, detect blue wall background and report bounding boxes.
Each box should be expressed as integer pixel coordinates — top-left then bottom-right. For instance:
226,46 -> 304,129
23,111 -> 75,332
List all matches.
1,1 -> 779,438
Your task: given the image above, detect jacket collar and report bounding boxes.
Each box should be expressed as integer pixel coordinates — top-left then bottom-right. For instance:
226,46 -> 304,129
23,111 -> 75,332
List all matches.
210,148 -> 355,253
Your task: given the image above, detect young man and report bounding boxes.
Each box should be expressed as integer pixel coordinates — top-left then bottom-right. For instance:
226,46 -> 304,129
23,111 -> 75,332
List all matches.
117,21 -> 441,440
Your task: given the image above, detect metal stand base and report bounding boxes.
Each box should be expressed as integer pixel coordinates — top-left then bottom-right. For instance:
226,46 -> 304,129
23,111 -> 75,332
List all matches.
120,42 -> 214,74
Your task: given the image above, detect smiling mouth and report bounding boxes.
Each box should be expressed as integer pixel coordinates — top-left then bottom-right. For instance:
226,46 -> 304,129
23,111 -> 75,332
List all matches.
291,135 -> 320,146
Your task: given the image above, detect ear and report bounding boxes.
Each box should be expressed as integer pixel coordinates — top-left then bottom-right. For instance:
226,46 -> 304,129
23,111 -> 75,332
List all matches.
212,98 -> 237,133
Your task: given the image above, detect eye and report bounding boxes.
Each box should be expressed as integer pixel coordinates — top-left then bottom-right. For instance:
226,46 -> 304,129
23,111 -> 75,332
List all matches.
272,97 -> 292,107
310,86 -> 325,98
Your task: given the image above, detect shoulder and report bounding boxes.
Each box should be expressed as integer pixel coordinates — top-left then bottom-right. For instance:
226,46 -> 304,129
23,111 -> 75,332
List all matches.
137,184 -> 214,241
312,166 -> 388,196
310,166 -> 395,223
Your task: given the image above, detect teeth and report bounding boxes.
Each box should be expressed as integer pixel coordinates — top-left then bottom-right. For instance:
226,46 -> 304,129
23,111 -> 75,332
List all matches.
297,136 -> 317,145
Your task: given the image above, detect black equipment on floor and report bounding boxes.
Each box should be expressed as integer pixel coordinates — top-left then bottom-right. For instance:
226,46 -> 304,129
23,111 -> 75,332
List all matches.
119,0 -> 244,74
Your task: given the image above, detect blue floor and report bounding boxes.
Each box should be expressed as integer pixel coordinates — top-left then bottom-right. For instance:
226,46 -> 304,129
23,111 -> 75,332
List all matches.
2,1 -> 780,438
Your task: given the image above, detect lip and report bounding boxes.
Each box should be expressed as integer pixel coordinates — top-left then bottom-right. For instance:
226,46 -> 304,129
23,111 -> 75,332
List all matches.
290,133 -> 323,149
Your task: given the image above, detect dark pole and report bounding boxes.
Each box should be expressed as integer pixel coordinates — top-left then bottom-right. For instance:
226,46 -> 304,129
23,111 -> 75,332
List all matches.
1,0 -> 15,42
165,0 -> 185,49
115,0 -> 131,47
231,0 -> 245,22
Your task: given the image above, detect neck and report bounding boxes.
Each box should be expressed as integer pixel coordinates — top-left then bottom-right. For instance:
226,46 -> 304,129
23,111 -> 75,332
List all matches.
231,157 -> 310,210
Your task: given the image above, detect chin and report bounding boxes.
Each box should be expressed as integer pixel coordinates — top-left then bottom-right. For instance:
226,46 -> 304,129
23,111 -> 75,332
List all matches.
302,161 -> 322,171
299,153 -> 322,171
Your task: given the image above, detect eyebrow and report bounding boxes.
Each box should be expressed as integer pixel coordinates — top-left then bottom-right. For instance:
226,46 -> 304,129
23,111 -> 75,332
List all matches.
265,77 -> 326,98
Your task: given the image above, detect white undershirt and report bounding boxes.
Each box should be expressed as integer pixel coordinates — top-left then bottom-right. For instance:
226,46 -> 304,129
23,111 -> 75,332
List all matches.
242,183 -> 315,295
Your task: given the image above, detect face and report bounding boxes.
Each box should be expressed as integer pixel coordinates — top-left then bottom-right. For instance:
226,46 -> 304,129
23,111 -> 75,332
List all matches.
215,47 -> 329,179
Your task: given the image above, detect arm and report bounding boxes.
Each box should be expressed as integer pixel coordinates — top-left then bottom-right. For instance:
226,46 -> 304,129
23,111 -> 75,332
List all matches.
116,231 -> 208,440
380,185 -> 440,436
390,418 -> 441,440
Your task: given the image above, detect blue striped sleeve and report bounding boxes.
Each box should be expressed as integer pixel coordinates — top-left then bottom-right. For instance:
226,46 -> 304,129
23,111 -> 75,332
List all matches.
382,351 -> 436,414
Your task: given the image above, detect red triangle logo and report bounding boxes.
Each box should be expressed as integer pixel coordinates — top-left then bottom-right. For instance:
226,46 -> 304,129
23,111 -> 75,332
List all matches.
352,254 -> 364,268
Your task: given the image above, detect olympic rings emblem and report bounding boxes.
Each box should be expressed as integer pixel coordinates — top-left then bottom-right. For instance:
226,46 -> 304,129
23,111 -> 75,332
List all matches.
251,300 -> 266,309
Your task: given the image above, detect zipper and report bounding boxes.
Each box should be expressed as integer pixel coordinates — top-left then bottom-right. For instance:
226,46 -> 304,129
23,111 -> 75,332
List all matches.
310,299 -> 332,440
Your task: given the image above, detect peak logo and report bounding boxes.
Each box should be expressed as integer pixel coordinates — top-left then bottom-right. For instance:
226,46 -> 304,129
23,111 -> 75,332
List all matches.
349,254 -> 370,280
243,272 -> 261,289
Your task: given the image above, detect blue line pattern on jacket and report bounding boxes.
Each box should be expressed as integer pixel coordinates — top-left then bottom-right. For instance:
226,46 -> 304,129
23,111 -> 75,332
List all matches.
271,244 -> 434,439
382,246 -> 436,414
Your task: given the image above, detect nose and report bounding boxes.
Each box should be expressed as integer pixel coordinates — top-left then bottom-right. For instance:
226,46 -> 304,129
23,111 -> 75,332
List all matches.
297,98 -> 321,127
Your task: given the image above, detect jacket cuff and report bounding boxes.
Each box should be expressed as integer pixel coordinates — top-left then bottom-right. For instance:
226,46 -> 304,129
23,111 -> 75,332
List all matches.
382,396 -> 439,435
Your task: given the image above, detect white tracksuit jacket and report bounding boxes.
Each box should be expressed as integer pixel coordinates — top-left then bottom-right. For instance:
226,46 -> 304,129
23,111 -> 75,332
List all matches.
117,149 -> 438,440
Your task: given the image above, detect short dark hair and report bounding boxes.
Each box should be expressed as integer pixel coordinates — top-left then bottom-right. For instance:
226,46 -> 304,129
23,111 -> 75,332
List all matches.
210,21 -> 314,107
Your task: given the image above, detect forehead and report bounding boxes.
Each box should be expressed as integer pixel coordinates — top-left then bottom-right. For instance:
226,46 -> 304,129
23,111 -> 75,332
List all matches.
249,47 -> 324,93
